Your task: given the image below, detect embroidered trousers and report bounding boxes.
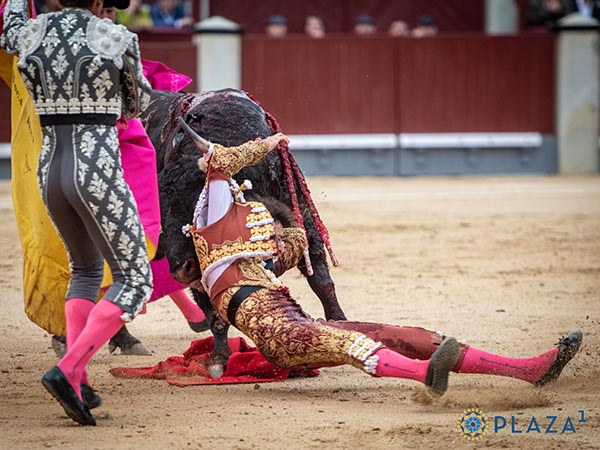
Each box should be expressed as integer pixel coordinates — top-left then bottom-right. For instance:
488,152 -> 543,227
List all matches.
37,124 -> 152,318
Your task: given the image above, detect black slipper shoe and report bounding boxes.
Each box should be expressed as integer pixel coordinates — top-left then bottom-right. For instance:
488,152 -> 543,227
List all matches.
534,330 -> 583,387
425,337 -> 460,398
80,383 -> 102,409
41,366 -> 96,426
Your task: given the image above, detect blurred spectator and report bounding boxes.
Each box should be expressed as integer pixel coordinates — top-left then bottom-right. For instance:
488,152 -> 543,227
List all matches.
388,19 -> 409,36
117,0 -> 154,30
528,0 -> 572,28
570,0 -> 600,20
150,0 -> 194,28
265,15 -> 287,38
100,0 -> 129,23
411,15 -> 438,37
354,15 -> 377,35
304,14 -> 326,38
101,5 -> 117,21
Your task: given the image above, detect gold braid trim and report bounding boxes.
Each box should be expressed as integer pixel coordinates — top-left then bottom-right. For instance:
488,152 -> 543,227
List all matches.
210,140 -> 271,179
194,202 -> 277,273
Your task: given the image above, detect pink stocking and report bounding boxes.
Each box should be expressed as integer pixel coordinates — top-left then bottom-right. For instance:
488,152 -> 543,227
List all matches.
374,348 -> 428,383
65,298 -> 95,385
169,289 -> 206,323
458,346 -> 558,383
57,299 -> 125,399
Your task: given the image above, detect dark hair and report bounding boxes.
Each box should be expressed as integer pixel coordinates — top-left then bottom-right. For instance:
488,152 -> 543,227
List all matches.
267,15 -> 287,26
248,194 -> 298,228
355,15 -> 375,25
60,0 -> 95,8
419,15 -> 436,26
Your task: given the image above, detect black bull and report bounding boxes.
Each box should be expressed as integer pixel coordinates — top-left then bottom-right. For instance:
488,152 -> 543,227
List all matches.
139,89 -> 346,374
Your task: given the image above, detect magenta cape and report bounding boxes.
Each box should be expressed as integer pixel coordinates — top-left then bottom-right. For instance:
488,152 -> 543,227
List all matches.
120,59 -> 192,302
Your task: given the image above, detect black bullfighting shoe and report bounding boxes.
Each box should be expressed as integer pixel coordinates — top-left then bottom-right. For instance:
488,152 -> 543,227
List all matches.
534,330 -> 583,387
41,366 -> 96,426
80,383 -> 102,409
425,337 -> 460,398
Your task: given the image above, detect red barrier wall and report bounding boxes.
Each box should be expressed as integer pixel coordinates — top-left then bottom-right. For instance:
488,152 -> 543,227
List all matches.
396,34 -> 555,133
242,33 -> 555,134
1,32 -> 555,143
243,35 -> 396,134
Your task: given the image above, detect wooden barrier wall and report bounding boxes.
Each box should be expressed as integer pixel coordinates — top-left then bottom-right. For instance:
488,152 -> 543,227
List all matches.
1,32 -> 555,143
242,33 -> 555,134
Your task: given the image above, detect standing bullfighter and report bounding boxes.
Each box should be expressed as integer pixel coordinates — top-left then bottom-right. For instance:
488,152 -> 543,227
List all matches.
2,0 -> 152,425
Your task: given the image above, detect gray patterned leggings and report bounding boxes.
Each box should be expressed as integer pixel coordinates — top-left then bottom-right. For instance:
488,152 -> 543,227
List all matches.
37,124 -> 152,319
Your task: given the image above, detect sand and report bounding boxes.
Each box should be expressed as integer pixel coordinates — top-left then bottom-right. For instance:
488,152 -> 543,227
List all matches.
0,175 -> 598,450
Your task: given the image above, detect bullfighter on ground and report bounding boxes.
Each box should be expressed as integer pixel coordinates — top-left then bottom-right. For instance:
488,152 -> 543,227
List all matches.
181,123 -> 583,396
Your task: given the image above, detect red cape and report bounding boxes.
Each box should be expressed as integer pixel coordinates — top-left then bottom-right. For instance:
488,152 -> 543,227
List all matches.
110,337 -> 319,386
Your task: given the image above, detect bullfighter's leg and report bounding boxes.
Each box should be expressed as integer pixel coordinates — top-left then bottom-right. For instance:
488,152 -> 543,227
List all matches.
326,321 -> 582,386
232,288 -> 459,397
169,289 -> 208,331
39,124 -> 152,424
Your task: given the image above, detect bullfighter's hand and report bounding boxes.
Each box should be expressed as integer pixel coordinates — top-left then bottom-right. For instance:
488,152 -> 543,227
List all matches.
263,133 -> 290,152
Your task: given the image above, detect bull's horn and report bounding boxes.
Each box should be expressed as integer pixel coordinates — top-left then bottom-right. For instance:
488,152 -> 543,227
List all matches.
178,118 -> 210,153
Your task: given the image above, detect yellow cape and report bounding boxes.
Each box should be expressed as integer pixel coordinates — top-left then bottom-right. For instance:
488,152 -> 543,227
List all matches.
1,50 -> 156,336
2,51 -> 69,335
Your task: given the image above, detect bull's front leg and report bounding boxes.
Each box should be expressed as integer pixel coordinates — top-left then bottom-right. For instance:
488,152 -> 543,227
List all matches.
299,217 -> 347,321
300,259 -> 347,321
190,288 -> 232,378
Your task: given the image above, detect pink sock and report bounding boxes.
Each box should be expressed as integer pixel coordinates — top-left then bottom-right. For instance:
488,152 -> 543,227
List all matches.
458,346 -> 558,384
65,298 -> 95,385
374,348 -> 428,383
170,290 -> 206,323
57,299 -> 125,399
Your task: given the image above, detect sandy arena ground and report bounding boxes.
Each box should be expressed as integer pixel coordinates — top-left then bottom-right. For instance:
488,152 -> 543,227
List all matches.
0,175 -> 598,450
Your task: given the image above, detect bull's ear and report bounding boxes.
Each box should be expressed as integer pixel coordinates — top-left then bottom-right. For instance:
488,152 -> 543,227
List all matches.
197,157 -> 207,173
178,118 -> 210,153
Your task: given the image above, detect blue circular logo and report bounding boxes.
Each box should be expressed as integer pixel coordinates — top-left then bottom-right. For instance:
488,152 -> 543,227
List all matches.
457,408 -> 489,441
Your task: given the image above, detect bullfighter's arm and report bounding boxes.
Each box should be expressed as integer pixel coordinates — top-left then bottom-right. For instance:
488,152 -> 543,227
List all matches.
120,34 -> 152,119
207,133 -> 290,179
1,0 -> 28,54
208,140 -> 271,180
273,227 -> 307,276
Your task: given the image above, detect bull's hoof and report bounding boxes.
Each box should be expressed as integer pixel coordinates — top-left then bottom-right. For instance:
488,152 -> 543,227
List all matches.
207,363 -> 225,378
188,319 -> 210,333
108,325 -> 152,356
51,335 -> 66,358
113,342 -> 153,356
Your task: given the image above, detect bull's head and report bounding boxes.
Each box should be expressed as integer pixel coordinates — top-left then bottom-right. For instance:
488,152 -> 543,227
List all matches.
154,89 -> 274,289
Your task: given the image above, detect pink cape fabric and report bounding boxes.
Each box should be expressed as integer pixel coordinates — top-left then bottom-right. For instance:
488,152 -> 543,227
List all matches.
142,59 -> 192,93
119,117 -> 161,249
110,337 -> 319,386
118,59 -> 193,302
